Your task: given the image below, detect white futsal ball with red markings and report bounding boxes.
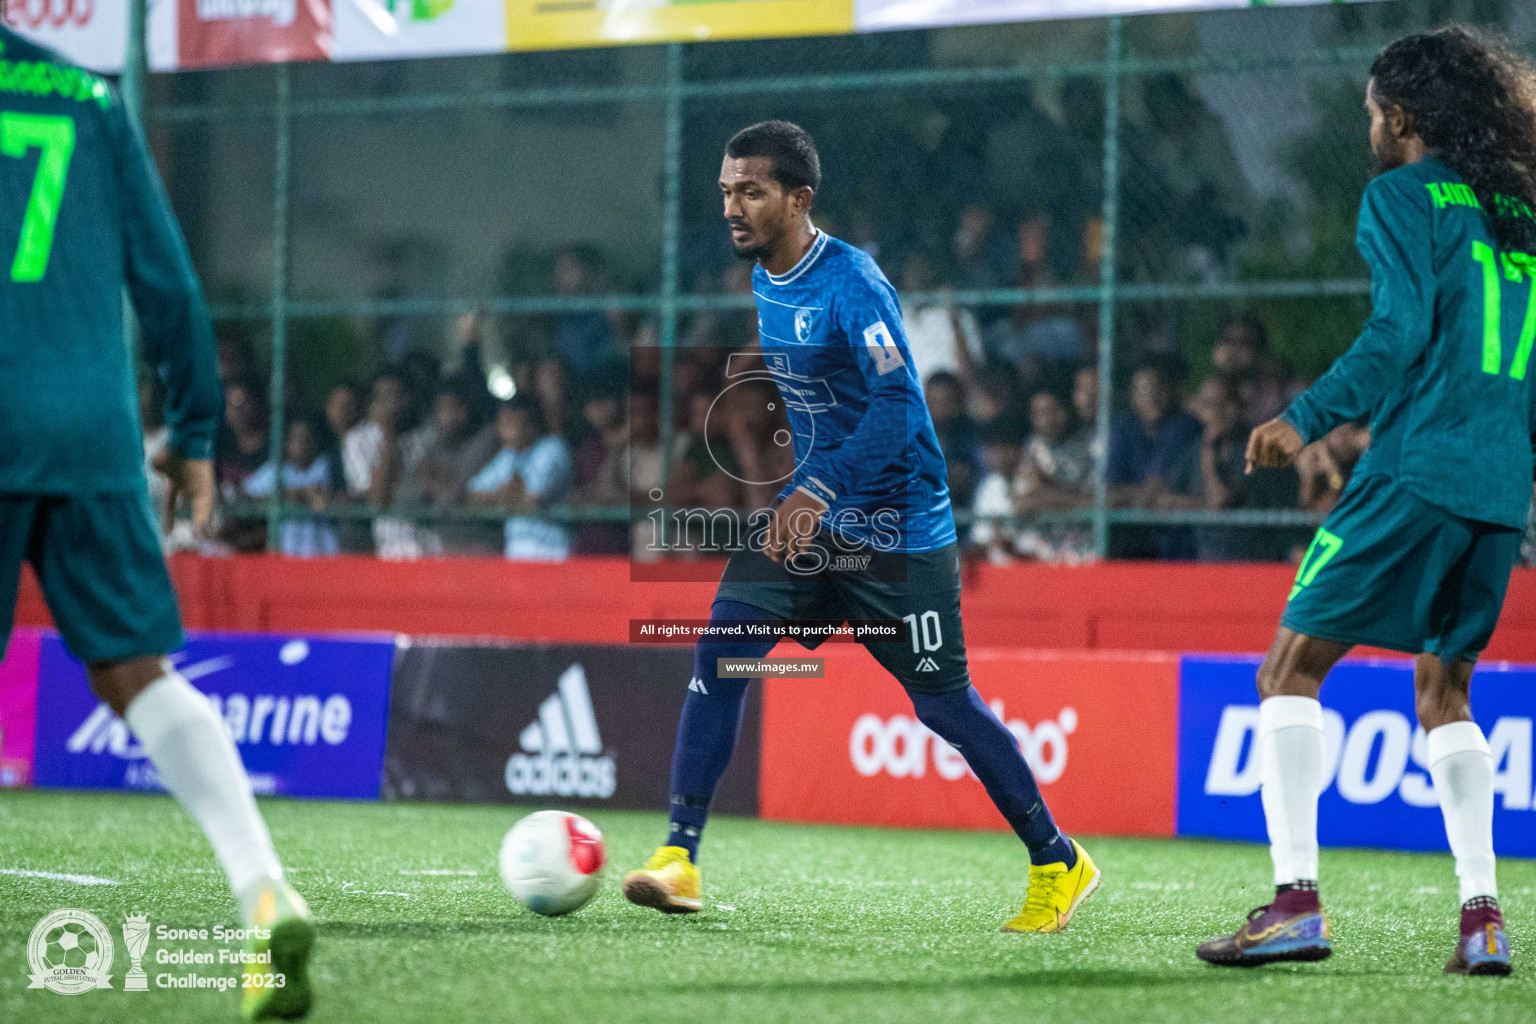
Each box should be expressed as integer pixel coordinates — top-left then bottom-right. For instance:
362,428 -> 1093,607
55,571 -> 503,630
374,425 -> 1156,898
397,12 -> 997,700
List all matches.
498,810 -> 606,916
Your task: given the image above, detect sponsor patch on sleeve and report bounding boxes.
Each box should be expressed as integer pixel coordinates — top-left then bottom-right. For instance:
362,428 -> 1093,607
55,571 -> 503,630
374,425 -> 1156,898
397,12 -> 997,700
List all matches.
863,321 -> 905,376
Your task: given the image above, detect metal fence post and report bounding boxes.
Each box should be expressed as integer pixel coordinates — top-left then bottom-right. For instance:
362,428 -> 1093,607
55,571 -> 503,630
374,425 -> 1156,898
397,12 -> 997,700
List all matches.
122,0 -> 149,363
1092,16 -> 1122,560
657,42 -> 684,494
267,64 -> 292,552
123,0 -> 148,125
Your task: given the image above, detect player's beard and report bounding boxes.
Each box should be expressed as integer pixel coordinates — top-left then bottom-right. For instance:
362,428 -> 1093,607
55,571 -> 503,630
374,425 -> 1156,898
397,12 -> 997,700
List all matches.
731,215 -> 784,264
733,239 -> 772,262
1370,133 -> 1408,175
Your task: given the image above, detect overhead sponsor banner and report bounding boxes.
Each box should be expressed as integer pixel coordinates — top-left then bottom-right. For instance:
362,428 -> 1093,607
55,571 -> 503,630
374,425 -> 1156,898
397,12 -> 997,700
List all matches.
3,0 -> 128,70
31,631 -> 394,799
0,627 -> 40,787
177,0 -> 332,69
1178,655 -> 1536,857
333,0 -> 504,62
2,0 -> 178,72
506,0 -> 853,52
4,0 -> 1374,71
383,641 -> 760,813
759,648 -> 1179,836
853,0 -> 1371,32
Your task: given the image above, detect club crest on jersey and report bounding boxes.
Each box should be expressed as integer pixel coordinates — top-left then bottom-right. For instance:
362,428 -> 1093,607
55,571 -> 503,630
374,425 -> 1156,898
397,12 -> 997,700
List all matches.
794,308 -> 814,343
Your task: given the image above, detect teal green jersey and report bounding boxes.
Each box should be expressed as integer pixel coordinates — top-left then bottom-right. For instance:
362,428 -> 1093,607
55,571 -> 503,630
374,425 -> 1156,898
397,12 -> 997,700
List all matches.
0,28 -> 220,494
1283,156 -> 1536,530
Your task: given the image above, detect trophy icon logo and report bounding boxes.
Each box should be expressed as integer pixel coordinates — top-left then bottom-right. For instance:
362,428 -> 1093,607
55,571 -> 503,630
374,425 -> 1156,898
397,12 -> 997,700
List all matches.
121,914 -> 150,992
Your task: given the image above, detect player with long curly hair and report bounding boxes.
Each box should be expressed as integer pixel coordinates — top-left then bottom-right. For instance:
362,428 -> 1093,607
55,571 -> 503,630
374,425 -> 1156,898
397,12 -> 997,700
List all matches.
1369,26 -> 1536,253
1198,25 -> 1536,975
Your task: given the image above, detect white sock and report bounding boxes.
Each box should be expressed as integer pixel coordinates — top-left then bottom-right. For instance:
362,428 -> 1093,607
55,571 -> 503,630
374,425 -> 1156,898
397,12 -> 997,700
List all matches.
1259,695 -> 1325,886
1428,721 -> 1498,905
125,673 -> 284,915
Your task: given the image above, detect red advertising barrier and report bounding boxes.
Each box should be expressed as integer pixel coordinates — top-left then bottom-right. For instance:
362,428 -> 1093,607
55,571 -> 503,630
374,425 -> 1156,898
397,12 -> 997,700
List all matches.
759,647 -> 1179,837
15,556 -> 1536,661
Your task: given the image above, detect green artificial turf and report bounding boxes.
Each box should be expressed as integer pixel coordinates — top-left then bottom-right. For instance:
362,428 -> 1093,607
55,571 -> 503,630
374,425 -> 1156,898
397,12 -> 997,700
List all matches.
0,790 -> 1533,1023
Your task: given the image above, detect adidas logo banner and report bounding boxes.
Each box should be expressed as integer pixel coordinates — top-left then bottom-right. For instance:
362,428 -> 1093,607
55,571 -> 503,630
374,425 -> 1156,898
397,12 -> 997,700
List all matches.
506,664 -> 617,798
381,642 -> 762,813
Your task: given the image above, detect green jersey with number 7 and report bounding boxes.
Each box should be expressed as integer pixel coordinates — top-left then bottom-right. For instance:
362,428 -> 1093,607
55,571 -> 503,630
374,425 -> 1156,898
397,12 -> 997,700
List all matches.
0,27 -> 220,495
1281,156 -> 1536,531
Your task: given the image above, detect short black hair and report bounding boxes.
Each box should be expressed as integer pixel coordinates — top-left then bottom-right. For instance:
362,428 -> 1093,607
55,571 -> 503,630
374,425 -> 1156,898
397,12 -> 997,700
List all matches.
1223,313 -> 1270,352
286,413 -> 325,442
370,365 -> 407,390
498,394 -> 545,434
981,415 -> 1028,446
725,120 -> 821,195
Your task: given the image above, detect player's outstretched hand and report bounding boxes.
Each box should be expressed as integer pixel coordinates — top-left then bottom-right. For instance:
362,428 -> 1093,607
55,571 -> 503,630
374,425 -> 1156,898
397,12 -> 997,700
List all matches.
153,448 -> 216,539
1245,417 -> 1305,474
763,487 -> 829,563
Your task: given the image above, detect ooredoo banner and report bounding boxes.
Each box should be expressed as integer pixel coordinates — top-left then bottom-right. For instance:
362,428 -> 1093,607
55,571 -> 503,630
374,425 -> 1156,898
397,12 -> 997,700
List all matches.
1177,654 -> 1536,857
382,640 -> 761,814
2,0 -> 177,72
759,647 -> 1179,836
3,0 -> 127,69
177,0 -> 331,69
30,631 -> 394,799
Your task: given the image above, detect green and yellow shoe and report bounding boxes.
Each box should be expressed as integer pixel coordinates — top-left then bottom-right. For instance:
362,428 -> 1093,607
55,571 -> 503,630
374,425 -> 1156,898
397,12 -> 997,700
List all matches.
240,879 -> 315,1020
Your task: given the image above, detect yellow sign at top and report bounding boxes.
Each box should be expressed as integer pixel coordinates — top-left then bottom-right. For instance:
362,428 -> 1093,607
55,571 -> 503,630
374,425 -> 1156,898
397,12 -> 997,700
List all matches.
506,0 -> 855,51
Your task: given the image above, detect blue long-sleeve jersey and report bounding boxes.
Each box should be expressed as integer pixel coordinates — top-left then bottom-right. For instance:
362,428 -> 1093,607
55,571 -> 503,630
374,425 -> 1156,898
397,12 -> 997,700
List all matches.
751,230 -> 957,553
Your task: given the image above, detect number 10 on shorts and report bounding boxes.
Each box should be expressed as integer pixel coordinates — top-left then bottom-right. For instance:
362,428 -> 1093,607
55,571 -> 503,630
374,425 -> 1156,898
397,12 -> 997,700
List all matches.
903,611 -> 943,653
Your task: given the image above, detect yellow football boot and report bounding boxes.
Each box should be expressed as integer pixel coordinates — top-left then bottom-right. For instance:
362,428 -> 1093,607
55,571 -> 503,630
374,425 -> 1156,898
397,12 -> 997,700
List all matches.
622,846 -> 703,914
1000,839 -> 1100,934
240,878 -> 315,1019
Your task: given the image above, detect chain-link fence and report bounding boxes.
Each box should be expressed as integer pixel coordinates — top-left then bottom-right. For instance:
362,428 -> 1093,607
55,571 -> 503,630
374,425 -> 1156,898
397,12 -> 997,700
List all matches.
133,0 -> 1536,563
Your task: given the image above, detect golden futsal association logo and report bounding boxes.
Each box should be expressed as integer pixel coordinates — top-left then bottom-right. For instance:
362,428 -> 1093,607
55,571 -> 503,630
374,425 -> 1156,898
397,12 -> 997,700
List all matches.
26,908 -> 114,995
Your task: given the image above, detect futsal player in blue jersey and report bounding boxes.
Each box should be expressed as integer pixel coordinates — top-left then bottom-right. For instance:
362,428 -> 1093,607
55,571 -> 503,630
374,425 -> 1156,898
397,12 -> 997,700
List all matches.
623,121 -> 1099,932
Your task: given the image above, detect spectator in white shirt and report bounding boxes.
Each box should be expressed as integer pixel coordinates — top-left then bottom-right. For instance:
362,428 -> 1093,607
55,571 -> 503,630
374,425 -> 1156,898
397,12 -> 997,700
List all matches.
324,383 -> 361,457
899,252 -> 983,387
467,397 -> 574,562
242,418 -> 340,558
342,370 -> 411,504
320,382 -> 370,552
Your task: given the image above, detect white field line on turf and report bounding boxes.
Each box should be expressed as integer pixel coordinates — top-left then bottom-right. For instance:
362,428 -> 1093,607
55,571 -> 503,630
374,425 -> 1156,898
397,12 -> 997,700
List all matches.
189,867 -> 318,874
0,868 -> 120,886
341,882 -> 414,898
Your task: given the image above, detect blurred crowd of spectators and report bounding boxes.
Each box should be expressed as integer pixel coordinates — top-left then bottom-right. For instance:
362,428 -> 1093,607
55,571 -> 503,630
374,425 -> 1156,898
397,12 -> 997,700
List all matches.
171,227 -> 1391,567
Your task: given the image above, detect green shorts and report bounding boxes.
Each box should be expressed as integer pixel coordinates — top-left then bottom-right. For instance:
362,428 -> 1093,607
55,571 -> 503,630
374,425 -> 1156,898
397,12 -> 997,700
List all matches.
1281,473 -> 1522,663
0,491 -> 184,664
